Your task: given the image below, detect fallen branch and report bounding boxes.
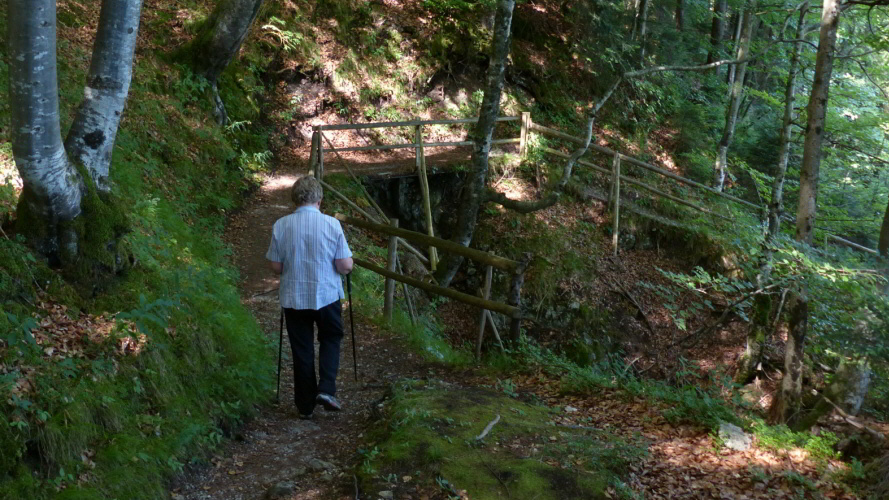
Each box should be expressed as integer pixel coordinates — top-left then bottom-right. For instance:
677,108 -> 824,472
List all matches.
250,287 -> 279,298
475,414 -> 501,441
824,397 -> 885,441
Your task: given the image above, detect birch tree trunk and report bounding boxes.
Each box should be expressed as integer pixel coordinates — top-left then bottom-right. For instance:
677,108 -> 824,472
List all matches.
65,0 -> 143,192
437,0 -> 515,288
8,0 -> 84,260
771,0 -> 841,425
726,10 -> 743,86
184,0 -> 265,124
713,2 -> 754,191
706,0 -> 727,64
736,5 -> 809,384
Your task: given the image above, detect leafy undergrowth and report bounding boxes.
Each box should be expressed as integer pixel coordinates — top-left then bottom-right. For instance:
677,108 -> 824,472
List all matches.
0,1 -> 277,498
359,379 -> 645,500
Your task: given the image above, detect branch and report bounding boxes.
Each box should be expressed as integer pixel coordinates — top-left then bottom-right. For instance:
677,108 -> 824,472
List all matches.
853,59 -> 889,101
475,414 -> 501,440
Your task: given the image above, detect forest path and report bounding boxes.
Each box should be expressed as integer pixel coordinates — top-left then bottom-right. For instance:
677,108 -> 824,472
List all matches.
173,168 -> 443,500
171,167 -> 860,500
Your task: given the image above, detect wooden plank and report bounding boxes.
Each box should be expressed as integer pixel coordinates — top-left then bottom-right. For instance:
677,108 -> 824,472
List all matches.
384,219 -> 399,321
541,147 -> 731,221
354,258 -> 520,318
476,265 -> 494,360
415,126 -> 439,271
319,180 -> 430,265
327,138 -> 520,153
827,234 -> 879,255
519,112 -> 531,157
318,116 -> 520,131
530,122 -> 761,210
336,213 -> 520,272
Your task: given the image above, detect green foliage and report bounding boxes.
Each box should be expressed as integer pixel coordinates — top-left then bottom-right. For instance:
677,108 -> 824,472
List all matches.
751,419 -> 840,463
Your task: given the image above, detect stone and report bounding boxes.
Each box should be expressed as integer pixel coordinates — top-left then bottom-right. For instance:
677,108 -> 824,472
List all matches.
378,491 -> 394,499
718,422 -> 752,451
564,406 -> 578,413
264,481 -> 295,500
306,458 -> 336,472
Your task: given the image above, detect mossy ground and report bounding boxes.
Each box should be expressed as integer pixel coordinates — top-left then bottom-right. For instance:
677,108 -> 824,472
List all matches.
359,379 -> 646,500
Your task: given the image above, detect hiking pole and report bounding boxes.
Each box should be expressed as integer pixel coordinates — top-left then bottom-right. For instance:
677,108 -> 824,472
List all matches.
346,273 -> 358,382
276,309 -> 284,403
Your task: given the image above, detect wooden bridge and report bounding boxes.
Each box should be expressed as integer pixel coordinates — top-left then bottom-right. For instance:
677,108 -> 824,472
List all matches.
308,112 -> 876,357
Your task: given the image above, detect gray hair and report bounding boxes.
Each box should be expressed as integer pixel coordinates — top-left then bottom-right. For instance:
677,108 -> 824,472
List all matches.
291,176 -> 323,206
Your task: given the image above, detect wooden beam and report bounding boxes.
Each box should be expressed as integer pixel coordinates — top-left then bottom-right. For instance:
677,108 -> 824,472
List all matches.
415,126 -> 439,271
827,234 -> 878,255
611,153 -> 621,256
336,214 -> 520,272
318,116 -> 520,131
541,148 -> 731,221
327,138 -> 520,153
530,122 -> 760,210
384,219 -> 399,321
319,180 -> 430,265
354,258 -> 520,318
476,265 -> 493,360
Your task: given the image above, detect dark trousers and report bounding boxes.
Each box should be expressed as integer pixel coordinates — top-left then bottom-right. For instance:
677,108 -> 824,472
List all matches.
284,301 -> 344,414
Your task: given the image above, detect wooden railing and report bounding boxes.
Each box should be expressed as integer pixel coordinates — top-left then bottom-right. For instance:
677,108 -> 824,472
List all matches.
335,213 -> 531,359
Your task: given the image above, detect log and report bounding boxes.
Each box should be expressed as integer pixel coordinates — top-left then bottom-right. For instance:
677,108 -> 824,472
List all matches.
476,265 -> 494,360
384,218 -> 399,322
353,258 -> 520,318
328,138 -> 519,153
336,214 -> 520,272
541,147 -> 731,221
318,116 -> 519,131
530,122 -> 760,210
319,179 -> 430,265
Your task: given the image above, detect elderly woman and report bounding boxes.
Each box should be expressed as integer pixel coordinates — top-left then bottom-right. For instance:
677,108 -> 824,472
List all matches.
266,176 -> 353,419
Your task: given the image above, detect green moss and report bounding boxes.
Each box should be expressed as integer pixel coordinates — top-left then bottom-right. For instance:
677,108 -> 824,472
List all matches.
361,380 -> 644,499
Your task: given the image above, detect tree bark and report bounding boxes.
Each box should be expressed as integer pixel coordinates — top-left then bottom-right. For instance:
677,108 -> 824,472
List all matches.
184,0 -> 265,124
879,195 -> 889,258
795,0 -> 839,245
726,10 -> 743,86
713,2 -> 755,191
8,0 -> 84,260
771,0 -> 841,425
736,5 -> 809,385
706,0 -> 727,64
637,0 -> 650,62
65,0 -> 143,192
675,0 -> 684,31
436,0 -> 515,288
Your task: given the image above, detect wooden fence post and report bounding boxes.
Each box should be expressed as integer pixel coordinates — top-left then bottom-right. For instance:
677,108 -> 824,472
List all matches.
415,125 -> 439,270
308,130 -> 320,177
384,218 -> 399,322
519,111 -> 531,157
611,152 -> 621,257
508,253 -> 532,343
476,264 -> 494,360
315,127 -> 325,180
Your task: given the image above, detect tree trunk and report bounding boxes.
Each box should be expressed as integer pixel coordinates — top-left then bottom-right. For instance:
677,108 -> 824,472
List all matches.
8,0 -> 84,261
726,10 -> 743,86
65,0 -> 143,192
706,0 -> 727,64
771,0 -> 841,424
795,0 -> 840,245
675,0 -> 684,31
638,0 -> 650,62
879,195 -> 889,258
736,5 -> 809,384
713,2 -> 754,191
791,358 -> 871,431
436,0 -> 515,288
184,0 -> 265,124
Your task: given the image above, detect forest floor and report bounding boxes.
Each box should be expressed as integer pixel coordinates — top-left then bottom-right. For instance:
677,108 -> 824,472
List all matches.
169,159 -> 876,499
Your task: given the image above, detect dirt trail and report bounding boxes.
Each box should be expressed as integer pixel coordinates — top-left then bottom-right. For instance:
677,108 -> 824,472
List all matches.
174,167 -> 438,500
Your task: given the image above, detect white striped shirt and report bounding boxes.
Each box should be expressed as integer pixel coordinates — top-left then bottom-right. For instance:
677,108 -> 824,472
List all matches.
266,206 -> 353,310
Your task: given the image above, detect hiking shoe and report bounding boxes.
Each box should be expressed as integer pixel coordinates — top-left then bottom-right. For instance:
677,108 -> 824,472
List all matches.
298,412 -> 314,420
316,393 -> 342,412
